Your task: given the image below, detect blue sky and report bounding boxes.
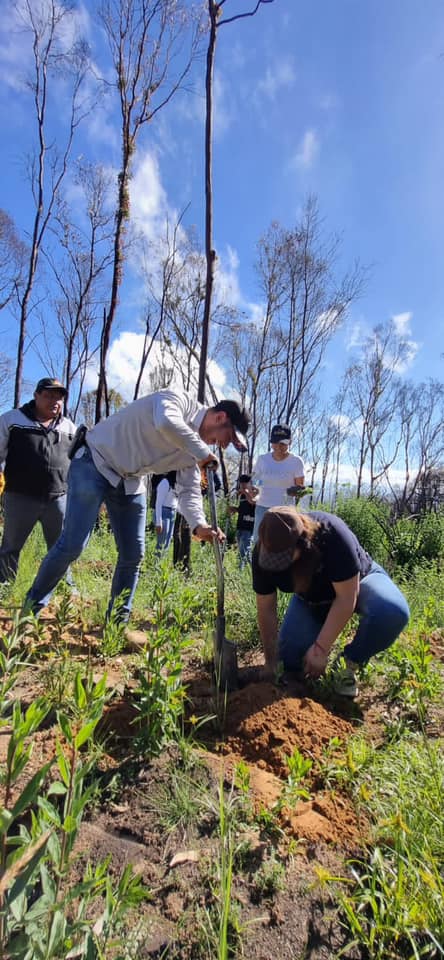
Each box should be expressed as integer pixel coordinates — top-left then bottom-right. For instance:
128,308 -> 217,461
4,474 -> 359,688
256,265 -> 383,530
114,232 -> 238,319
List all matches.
0,0 -> 443,405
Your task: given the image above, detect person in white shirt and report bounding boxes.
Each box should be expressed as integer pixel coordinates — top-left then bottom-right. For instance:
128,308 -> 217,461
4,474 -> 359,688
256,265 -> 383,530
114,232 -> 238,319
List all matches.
24,390 -> 249,625
249,423 -> 304,543
154,471 -> 178,556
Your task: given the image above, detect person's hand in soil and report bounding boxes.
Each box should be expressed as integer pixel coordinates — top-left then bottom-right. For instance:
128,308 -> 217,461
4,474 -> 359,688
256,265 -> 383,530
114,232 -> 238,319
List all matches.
303,642 -> 329,680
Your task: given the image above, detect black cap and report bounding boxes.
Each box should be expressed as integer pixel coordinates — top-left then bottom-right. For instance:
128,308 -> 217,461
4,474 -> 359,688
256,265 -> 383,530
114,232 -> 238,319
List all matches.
213,399 -> 250,452
270,423 -> 291,445
35,377 -> 67,396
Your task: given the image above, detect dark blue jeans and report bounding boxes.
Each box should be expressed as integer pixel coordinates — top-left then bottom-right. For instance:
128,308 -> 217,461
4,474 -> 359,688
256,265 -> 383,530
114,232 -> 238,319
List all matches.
279,562 -> 410,669
25,447 -> 146,621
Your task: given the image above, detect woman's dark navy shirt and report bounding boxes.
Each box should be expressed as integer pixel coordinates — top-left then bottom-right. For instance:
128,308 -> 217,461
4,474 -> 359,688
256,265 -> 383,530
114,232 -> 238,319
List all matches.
252,511 -> 372,604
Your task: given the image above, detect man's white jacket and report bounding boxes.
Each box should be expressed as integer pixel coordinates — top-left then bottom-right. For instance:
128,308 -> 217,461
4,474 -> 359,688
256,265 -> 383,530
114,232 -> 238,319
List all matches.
86,390 -> 211,531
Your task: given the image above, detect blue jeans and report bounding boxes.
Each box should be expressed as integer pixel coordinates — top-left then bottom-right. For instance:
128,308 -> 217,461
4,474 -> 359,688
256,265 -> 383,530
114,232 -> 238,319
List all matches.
236,529 -> 253,568
279,562 -> 410,669
25,446 -> 146,622
0,491 -> 75,590
252,504 -> 268,545
155,506 -> 176,556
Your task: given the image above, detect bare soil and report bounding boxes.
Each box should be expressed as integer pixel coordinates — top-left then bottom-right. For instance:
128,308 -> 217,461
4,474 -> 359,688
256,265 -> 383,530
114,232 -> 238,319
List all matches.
2,606 -> 442,959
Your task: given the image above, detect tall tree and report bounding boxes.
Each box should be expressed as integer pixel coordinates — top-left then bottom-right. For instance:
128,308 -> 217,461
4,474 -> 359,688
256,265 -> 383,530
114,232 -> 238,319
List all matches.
13,0 -> 91,406
41,162 -> 115,417
221,199 -> 363,465
0,210 -> 27,313
198,0 -> 276,404
386,378 -> 444,513
95,0 -> 202,421
342,320 -> 409,496
256,199 -> 364,428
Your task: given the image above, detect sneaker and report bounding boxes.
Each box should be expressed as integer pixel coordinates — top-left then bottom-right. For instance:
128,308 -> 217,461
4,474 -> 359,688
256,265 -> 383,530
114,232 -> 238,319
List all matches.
332,664 -> 358,698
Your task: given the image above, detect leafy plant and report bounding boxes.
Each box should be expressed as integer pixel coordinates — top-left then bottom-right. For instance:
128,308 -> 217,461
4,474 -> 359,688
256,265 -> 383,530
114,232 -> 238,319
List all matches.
383,632 -> 442,725
253,853 -> 286,899
101,604 -> 128,658
325,735 -> 444,959
276,747 -> 313,809
334,496 -> 390,565
133,563 -> 192,756
0,664 -> 151,960
386,511 -> 444,570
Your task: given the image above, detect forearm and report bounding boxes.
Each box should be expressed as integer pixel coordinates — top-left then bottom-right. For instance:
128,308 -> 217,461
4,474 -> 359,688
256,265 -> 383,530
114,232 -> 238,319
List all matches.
257,595 -> 279,667
176,466 -> 207,530
315,598 -> 355,653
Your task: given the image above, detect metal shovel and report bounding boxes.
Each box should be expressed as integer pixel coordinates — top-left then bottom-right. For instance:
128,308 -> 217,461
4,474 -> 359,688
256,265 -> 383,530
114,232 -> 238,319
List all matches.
206,467 -> 238,691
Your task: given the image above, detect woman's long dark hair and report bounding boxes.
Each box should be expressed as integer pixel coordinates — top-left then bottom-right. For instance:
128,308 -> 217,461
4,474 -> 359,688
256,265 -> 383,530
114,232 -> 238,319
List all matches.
291,515 -> 322,595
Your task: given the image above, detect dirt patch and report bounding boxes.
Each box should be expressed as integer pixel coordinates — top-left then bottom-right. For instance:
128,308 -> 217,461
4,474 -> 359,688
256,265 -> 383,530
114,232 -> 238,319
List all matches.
220,683 -> 354,772
3,606 -> 441,958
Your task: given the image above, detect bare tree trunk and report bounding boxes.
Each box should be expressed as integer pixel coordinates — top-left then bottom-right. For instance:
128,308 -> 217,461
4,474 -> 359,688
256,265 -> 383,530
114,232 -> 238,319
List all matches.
13,0 -> 90,406
95,0 -> 201,422
95,150 -> 130,420
198,1 -> 217,405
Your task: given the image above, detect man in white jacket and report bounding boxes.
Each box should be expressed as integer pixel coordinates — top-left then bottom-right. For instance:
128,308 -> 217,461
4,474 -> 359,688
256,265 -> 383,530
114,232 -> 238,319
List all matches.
24,389 -> 249,625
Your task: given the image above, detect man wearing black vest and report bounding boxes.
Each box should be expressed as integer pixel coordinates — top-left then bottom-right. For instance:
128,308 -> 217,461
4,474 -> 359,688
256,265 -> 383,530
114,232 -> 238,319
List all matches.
0,378 -> 76,591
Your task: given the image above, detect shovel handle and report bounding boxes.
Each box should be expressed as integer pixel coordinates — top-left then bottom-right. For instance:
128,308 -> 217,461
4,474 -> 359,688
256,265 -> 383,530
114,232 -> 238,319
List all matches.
206,467 -> 224,617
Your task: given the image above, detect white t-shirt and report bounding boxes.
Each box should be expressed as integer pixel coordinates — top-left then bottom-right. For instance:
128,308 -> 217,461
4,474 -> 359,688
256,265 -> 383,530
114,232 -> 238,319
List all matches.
252,451 -> 304,508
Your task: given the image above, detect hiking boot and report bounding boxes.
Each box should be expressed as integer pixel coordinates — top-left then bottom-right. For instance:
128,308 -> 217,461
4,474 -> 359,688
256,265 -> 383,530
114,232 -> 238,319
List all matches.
331,663 -> 358,698
123,628 -> 149,653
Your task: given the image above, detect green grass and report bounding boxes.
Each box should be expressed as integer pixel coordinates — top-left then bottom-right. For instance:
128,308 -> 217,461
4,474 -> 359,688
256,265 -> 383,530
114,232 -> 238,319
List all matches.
328,734 -> 444,959
0,511 -> 443,959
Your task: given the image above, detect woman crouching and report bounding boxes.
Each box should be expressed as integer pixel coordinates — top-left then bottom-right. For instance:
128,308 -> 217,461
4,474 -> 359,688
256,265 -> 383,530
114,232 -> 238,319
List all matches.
252,506 -> 409,697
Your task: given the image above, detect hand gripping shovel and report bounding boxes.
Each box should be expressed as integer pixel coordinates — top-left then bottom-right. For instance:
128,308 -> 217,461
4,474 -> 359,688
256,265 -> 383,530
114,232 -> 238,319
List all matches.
206,467 -> 238,691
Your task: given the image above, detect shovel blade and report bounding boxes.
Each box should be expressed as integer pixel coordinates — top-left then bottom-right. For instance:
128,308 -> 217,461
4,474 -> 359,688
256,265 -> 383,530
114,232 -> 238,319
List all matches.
213,617 -> 238,692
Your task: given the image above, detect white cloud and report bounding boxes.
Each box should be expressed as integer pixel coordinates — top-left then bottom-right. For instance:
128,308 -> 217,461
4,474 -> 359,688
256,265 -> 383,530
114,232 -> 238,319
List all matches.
213,71 -> 234,139
392,311 -> 412,336
290,129 -> 319,170
0,0 -> 93,91
329,413 -> 351,432
387,340 -> 420,374
213,245 -> 242,308
101,331 -> 227,401
129,151 -> 169,242
257,58 -> 296,100
316,308 -> 340,335
345,320 -> 368,350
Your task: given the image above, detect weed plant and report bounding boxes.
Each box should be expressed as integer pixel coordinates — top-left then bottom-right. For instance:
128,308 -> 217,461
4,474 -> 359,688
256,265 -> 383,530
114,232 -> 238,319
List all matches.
323,734 -> 444,958
398,559 -> 444,630
133,559 -> 196,756
333,496 -> 391,565
0,655 -> 149,959
277,747 -> 313,809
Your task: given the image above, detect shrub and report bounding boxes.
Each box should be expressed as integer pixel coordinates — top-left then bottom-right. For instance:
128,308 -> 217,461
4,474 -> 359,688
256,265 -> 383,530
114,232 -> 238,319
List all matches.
386,510 -> 444,570
332,496 -> 390,565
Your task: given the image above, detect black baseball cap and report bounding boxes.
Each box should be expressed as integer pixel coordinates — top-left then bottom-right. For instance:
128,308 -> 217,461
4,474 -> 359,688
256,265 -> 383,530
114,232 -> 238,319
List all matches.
213,399 -> 250,452
270,423 -> 291,445
35,377 -> 67,396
